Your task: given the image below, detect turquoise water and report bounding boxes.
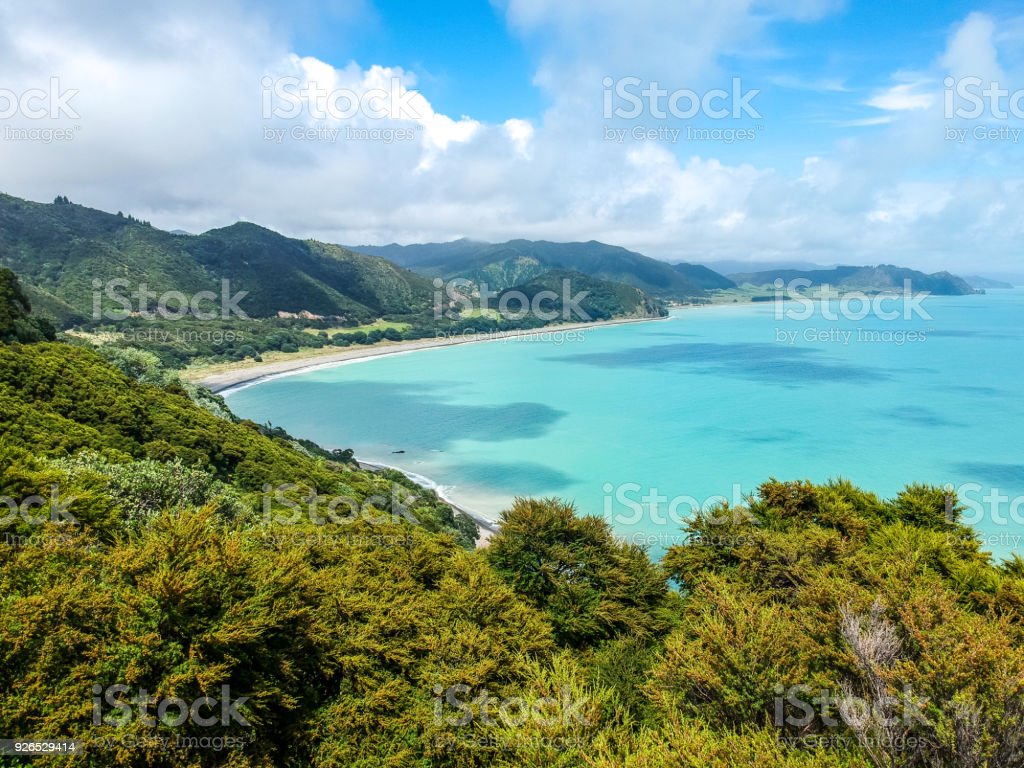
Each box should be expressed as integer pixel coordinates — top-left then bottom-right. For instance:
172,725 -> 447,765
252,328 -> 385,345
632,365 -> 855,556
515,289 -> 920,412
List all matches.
226,290 -> 1024,561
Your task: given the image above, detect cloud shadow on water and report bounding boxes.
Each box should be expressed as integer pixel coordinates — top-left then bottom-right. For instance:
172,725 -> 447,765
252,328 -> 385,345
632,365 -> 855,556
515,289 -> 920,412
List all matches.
953,462 -> 1024,488
545,341 -> 891,387
229,380 -> 566,452
880,405 -> 964,428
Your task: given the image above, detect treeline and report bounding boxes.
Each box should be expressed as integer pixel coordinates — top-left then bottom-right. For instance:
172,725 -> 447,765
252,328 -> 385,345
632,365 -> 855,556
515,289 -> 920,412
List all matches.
74,309 -> 599,369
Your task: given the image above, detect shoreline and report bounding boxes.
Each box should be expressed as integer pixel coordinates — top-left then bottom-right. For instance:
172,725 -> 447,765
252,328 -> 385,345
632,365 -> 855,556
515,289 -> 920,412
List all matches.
196,314 -> 684,548
357,460 -> 500,547
188,314 -> 673,394
191,306 -> 743,548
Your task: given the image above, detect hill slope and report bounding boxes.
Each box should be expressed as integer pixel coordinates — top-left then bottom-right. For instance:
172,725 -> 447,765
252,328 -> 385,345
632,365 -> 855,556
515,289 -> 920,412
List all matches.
0,193 -> 434,323
353,239 -> 730,299
672,262 -> 737,290
729,264 -> 978,295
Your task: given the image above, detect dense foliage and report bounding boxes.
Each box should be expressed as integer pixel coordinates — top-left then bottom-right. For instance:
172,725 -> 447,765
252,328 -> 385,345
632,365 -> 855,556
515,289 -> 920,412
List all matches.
2,270 -> 1023,767
0,269 -> 56,344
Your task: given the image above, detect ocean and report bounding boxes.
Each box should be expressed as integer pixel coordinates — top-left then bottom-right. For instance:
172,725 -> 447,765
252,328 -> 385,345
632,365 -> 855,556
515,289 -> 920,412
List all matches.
225,290 -> 1024,561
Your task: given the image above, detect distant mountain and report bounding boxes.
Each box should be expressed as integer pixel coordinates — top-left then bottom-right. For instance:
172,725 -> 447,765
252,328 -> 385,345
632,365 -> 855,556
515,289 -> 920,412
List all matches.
0,193 -> 435,324
0,194 -> 664,336
963,274 -> 1015,290
704,259 -> 837,275
729,264 -> 978,296
351,238 -> 489,269
352,239 -> 730,299
672,262 -> 737,290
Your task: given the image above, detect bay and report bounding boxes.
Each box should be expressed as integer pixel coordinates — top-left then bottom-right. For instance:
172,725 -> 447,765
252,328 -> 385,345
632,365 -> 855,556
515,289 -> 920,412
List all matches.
225,290 -> 1024,561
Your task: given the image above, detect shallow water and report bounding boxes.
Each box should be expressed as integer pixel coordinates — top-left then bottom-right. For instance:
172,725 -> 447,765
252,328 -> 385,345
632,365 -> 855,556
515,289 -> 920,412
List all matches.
226,290 -> 1024,561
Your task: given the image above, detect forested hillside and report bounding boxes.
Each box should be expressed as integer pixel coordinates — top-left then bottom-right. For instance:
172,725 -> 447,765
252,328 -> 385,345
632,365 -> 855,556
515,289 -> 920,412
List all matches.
352,238 -> 726,299
0,194 -> 667,368
2,271 -> 1023,767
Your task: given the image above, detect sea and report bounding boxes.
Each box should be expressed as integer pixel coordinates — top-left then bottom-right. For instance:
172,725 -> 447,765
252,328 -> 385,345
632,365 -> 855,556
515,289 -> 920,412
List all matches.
225,289 -> 1024,561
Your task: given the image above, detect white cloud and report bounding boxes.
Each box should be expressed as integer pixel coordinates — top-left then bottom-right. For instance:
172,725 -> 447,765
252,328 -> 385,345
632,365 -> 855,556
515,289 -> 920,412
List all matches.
941,12 -> 1004,83
0,1 -> 1020,271
865,83 -> 934,111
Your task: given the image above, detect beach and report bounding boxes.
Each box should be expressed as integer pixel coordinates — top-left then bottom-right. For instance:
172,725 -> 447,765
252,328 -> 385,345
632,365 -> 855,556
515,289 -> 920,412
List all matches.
186,315 -> 671,393
357,460 -> 499,547
191,314 -> 674,548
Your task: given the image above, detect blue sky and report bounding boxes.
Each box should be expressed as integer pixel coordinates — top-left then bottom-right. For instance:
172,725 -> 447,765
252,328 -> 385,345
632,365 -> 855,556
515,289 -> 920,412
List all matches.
294,0 -> 543,122
283,0 -> 1017,159
1,0 -> 1022,269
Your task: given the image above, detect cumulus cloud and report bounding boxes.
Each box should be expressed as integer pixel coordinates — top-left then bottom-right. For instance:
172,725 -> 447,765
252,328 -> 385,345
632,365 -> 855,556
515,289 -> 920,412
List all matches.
0,1 -> 1021,270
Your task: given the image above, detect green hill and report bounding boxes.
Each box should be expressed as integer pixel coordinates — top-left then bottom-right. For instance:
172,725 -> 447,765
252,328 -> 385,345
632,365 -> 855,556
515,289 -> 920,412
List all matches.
353,238 -> 728,299
672,262 -> 738,290
0,193 -> 434,324
729,264 -> 978,295
501,269 -> 666,321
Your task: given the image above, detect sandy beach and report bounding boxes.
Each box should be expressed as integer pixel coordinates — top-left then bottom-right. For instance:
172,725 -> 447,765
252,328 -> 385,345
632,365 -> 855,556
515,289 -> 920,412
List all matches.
186,315 -> 671,393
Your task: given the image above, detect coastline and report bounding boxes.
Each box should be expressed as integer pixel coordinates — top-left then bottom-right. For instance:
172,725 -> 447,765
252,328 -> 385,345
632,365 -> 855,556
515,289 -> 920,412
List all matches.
357,460 -> 500,548
198,315 -> 674,547
187,314 -> 672,394
191,309 -> 753,547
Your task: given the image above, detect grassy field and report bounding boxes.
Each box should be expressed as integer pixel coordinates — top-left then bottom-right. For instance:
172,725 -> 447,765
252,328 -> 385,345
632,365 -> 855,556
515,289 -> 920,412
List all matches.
304,319 -> 412,337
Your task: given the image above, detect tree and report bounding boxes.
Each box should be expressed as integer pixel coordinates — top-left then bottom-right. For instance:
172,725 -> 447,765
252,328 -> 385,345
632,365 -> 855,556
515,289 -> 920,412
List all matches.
487,497 -> 675,647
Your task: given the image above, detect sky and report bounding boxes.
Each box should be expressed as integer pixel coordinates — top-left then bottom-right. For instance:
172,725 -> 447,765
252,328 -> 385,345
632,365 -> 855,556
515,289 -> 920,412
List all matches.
0,0 -> 1022,271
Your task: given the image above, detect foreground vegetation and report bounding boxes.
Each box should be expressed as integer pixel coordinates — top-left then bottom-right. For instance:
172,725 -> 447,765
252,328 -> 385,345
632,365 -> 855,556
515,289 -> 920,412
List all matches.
1,271 -> 1023,767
